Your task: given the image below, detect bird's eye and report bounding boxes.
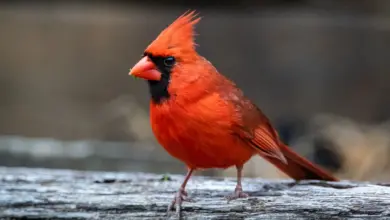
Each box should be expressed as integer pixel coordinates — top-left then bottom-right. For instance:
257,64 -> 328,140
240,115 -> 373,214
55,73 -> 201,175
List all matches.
163,56 -> 175,67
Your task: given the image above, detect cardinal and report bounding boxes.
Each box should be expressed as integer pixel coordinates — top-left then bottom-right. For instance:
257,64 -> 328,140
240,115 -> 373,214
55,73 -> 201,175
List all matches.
129,11 -> 338,214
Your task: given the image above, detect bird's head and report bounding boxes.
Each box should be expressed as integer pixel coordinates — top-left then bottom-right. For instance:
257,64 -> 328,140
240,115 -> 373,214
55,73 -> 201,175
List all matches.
129,11 -> 203,104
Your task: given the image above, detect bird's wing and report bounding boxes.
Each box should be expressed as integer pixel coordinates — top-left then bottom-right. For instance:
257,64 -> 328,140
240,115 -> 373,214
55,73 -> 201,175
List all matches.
219,86 -> 287,164
234,120 -> 287,164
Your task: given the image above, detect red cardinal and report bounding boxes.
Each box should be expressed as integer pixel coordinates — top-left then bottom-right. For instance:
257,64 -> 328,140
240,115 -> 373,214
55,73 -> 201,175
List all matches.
129,11 -> 338,214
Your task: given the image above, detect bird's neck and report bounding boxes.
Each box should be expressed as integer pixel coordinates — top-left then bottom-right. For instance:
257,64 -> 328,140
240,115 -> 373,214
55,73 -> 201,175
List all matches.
148,56 -> 217,105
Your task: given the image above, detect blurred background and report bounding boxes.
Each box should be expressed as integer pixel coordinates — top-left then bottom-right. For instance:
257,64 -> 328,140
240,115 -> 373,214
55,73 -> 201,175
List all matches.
0,0 -> 389,182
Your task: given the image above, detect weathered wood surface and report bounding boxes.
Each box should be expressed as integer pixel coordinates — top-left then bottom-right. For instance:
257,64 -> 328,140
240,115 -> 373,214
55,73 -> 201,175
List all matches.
0,167 -> 389,220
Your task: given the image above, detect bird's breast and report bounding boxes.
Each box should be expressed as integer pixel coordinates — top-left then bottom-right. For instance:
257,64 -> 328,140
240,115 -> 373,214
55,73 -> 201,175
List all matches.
149,96 -> 254,169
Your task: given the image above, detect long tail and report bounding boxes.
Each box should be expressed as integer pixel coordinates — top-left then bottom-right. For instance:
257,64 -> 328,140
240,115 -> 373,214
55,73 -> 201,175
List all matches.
264,143 -> 338,181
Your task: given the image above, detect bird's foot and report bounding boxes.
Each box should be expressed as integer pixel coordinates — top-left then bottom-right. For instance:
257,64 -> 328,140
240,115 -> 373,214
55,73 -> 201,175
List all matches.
167,187 -> 193,217
226,186 -> 248,202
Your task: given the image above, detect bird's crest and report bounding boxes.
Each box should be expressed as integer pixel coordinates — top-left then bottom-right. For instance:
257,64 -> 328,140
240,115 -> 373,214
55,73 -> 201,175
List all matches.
145,10 -> 201,59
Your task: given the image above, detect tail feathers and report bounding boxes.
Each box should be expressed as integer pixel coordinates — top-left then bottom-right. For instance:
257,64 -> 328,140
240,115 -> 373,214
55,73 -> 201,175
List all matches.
264,143 -> 338,181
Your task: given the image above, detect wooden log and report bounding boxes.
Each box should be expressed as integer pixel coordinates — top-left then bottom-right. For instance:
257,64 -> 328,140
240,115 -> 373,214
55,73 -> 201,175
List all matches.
0,167 -> 389,219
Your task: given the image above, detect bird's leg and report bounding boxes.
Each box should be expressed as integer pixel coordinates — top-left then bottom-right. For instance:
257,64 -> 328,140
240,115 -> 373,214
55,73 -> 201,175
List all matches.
226,165 -> 248,201
167,168 -> 194,216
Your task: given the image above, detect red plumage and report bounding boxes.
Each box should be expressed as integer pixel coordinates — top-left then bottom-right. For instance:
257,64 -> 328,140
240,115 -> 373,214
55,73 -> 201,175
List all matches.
129,11 -> 338,215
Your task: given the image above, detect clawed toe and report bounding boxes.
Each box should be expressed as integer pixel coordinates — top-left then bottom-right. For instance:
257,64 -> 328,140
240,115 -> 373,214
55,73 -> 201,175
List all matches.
167,188 -> 193,217
226,187 -> 248,202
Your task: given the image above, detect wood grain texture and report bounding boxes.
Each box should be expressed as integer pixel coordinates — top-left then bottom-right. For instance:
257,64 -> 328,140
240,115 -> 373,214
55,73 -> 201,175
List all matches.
0,167 -> 390,219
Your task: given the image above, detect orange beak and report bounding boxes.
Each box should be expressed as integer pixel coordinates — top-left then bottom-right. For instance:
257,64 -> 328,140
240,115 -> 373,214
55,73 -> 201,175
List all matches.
129,56 -> 162,81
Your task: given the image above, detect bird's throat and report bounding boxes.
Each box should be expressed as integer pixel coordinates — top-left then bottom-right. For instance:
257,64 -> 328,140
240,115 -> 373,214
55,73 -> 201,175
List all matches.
147,78 -> 170,104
